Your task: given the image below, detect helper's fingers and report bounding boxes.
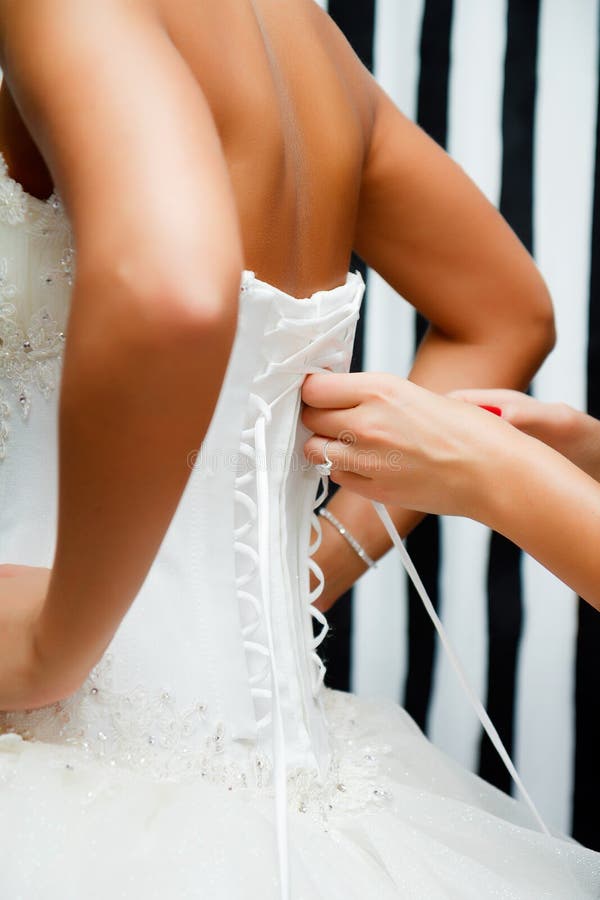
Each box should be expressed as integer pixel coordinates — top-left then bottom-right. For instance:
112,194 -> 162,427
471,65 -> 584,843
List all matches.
303,434 -> 374,475
303,435 -> 343,470
449,389 -> 555,429
447,388 -> 529,416
301,372 -> 379,410
301,404 -> 358,442
328,467 -> 384,500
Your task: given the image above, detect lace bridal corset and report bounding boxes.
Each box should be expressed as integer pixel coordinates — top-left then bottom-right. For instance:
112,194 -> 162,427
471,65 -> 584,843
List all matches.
0,154 -> 370,812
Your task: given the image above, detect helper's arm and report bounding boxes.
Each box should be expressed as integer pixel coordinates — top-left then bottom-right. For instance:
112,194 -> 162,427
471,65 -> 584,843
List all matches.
311,74 -> 555,611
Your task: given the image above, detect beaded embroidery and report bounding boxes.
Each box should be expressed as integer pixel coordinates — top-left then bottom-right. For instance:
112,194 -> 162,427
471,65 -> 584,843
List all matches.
0,652 -> 226,784
0,154 -> 74,458
0,651 -> 393,825
41,245 -> 76,288
0,173 -> 28,226
0,151 -> 71,239
0,385 -> 8,460
0,301 -> 65,445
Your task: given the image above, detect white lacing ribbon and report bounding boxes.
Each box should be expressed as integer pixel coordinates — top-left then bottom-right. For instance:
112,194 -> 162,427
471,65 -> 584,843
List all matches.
232,284 -> 362,899
254,404 -> 290,900
233,390 -> 289,897
371,501 -> 550,836
235,420 -> 273,731
254,304 -> 360,386
249,297 -> 360,708
307,476 -> 330,696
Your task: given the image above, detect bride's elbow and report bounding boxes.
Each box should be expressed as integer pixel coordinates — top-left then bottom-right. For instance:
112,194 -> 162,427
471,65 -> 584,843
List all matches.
491,274 -> 556,382
154,265 -> 241,346
525,279 -> 557,368
70,251 -> 242,358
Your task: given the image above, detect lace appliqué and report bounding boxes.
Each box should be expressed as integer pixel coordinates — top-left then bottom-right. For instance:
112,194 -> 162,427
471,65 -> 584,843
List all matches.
0,655 -> 393,825
0,166 -> 74,459
0,176 -> 28,226
0,652 -> 248,785
0,152 -> 71,241
0,301 -> 65,456
293,688 -> 395,826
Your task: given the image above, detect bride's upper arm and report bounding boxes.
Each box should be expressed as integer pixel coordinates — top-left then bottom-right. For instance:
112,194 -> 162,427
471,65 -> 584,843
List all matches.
353,77 -> 554,347
0,0 -> 243,302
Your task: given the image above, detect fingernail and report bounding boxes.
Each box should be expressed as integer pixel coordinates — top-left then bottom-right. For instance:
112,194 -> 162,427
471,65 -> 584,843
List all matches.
478,405 -> 502,417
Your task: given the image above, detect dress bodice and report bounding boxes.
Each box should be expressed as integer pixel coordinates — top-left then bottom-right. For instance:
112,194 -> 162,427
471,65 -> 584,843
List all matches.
0,153 -> 366,803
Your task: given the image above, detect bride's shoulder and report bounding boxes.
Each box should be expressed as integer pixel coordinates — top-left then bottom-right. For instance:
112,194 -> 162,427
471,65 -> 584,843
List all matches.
0,0 -> 242,294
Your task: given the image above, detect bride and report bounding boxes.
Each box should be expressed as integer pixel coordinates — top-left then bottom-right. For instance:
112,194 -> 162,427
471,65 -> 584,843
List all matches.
0,0 -> 597,896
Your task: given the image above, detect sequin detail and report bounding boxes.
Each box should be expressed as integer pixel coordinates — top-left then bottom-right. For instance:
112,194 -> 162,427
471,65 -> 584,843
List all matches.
0,151 -> 71,238
0,385 -> 9,460
0,302 -> 65,453
0,173 -> 28,226
290,689 -> 395,824
41,246 -> 76,289
0,652 -> 393,824
0,152 -> 74,459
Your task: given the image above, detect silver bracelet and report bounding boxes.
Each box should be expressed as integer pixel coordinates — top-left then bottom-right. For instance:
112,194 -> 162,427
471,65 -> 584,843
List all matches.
318,507 -> 377,569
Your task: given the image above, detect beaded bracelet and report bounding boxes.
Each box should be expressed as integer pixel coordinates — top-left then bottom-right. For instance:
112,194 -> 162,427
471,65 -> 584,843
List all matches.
318,507 -> 377,569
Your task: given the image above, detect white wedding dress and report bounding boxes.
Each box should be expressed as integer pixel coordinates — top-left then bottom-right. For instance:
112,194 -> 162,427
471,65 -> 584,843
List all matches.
0,150 -> 598,899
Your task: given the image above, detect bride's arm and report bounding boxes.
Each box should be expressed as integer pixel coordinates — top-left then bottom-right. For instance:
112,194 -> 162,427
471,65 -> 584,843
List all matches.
0,0 -> 242,706
309,66 -> 556,611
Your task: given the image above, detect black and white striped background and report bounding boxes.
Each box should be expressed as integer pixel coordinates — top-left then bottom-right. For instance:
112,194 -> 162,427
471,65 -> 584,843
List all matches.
316,0 -> 600,848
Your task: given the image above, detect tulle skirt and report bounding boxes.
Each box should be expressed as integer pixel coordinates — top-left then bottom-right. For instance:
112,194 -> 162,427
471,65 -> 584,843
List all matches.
1,687 -> 598,899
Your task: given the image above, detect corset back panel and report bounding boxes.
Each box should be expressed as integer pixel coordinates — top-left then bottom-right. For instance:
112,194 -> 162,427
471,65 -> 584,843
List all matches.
0,160 -> 366,789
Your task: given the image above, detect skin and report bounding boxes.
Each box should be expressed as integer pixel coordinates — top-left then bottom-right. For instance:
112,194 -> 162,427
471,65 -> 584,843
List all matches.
452,388 -> 600,482
302,376 -> 600,612
0,0 -> 554,711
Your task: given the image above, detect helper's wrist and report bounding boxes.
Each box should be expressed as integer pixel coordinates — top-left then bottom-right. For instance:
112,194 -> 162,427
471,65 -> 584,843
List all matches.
567,409 -> 600,480
466,427 -> 537,532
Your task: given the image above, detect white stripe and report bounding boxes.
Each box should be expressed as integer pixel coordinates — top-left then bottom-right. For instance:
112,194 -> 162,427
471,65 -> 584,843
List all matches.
517,0 -> 600,834
427,0 -> 506,772
351,0 -> 425,700
374,501 -> 550,835
446,0 -> 506,205
429,519 -> 491,770
370,0 -> 425,117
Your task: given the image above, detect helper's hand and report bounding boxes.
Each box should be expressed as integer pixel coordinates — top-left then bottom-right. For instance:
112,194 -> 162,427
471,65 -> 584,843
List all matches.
449,388 -> 600,482
301,372 -> 520,519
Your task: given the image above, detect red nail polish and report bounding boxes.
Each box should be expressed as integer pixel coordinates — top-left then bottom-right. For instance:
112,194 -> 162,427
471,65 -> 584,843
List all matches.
478,405 -> 502,417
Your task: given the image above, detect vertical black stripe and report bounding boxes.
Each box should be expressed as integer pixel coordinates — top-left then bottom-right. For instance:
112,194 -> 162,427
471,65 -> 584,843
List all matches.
327,0 -> 376,73
403,0 -> 453,730
320,5 -> 375,693
478,532 -> 523,791
477,0 -> 540,794
573,10 -> 600,850
416,0 -> 453,150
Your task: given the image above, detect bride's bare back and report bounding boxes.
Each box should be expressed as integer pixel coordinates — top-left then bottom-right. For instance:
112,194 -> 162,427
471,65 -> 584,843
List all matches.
162,0 -> 372,293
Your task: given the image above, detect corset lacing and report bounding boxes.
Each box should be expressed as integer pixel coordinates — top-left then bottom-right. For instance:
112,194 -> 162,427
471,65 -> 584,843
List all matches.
236,271 -> 550,897
235,271 -> 361,899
